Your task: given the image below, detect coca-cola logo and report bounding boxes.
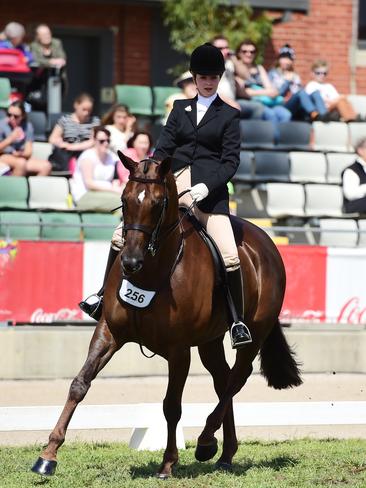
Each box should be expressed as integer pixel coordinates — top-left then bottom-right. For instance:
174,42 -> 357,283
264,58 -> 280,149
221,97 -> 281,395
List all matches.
31,308 -> 80,323
280,309 -> 324,322
337,297 -> 366,324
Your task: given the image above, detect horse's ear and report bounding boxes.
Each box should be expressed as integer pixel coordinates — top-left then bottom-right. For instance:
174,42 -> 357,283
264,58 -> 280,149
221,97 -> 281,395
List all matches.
117,150 -> 136,173
158,156 -> 171,177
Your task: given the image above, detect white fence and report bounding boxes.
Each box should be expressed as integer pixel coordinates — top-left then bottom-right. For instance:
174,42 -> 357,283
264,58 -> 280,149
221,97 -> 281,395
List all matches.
1,401 -> 366,450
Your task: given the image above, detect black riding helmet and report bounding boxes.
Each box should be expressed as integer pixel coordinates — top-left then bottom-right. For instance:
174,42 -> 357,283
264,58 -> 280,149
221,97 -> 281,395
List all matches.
189,43 -> 225,76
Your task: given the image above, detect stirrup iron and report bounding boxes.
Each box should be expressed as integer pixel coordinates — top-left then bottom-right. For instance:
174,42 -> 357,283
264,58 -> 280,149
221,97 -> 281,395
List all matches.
230,320 -> 252,349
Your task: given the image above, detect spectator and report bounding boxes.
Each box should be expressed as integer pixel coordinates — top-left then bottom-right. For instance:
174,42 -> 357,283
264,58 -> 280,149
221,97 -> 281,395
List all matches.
164,71 -> 197,123
269,44 -> 328,121
305,60 -> 359,122
0,22 -> 34,65
211,35 -> 264,119
342,137 -> 366,214
48,93 -> 100,172
101,103 -> 136,154
116,131 -> 153,184
234,39 -> 291,136
0,100 -> 51,176
30,24 -> 66,69
71,126 -> 122,211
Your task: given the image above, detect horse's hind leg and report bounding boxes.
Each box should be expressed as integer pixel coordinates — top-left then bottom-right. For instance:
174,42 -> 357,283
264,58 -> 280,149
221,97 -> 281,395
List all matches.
31,319 -> 122,476
197,337 -> 237,470
157,347 -> 191,479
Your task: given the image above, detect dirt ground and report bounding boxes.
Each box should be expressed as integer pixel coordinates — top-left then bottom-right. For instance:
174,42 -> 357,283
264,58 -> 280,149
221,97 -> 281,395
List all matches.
0,373 -> 365,446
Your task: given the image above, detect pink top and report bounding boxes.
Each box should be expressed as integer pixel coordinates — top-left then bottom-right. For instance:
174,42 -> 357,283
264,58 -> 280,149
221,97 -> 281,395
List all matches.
116,147 -> 152,183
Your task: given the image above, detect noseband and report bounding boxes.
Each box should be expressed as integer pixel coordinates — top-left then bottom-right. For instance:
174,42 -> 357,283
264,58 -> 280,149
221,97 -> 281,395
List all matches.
122,171 -> 171,257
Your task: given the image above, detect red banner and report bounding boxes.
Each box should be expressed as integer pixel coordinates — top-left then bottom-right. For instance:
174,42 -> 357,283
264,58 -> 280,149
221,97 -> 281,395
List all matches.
0,240 -> 83,323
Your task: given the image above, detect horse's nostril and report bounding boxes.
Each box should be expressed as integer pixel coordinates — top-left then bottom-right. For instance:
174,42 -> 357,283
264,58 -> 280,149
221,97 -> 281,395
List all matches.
122,255 -> 143,274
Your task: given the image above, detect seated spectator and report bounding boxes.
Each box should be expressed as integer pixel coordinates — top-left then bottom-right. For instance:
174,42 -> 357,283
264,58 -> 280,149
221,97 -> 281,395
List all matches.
305,60 -> 359,122
0,100 -> 51,176
0,22 -> 34,65
101,103 -> 136,154
211,35 -> 263,117
269,44 -> 328,121
342,137 -> 366,214
117,131 -> 153,183
71,126 -> 122,211
164,71 -> 197,123
234,39 -> 291,136
48,93 -> 100,172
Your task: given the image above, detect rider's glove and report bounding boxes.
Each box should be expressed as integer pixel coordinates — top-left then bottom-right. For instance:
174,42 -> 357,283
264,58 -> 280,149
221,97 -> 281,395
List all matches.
189,183 -> 209,202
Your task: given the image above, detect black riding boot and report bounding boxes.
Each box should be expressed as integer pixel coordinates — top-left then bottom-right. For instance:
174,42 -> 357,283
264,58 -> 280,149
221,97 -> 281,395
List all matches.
79,247 -> 119,321
227,267 -> 252,349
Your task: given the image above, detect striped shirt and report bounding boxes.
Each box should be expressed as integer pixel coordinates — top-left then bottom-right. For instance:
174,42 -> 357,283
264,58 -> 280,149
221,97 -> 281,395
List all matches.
56,113 -> 100,143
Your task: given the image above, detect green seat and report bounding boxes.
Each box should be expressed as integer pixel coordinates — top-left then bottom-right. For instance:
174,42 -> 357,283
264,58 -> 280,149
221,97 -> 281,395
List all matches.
40,212 -> 81,241
81,212 -> 120,240
0,176 -> 28,209
0,211 -> 40,239
114,84 -> 153,116
0,78 -> 11,109
152,86 -> 180,117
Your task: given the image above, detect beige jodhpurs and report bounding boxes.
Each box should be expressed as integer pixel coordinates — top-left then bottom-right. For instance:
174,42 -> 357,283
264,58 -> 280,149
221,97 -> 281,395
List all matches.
111,166 -> 240,270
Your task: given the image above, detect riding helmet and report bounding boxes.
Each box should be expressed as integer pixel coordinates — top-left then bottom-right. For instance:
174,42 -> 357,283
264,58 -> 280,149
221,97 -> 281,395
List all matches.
189,43 -> 225,76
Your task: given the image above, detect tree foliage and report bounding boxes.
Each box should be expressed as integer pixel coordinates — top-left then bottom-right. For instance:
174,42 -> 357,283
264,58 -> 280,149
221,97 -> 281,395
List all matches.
163,0 -> 272,63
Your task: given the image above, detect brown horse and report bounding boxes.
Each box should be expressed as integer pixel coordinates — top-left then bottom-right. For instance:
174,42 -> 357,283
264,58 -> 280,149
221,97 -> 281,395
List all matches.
32,155 -> 302,479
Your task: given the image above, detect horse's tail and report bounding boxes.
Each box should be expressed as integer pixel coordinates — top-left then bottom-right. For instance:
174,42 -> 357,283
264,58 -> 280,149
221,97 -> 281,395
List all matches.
259,319 -> 302,390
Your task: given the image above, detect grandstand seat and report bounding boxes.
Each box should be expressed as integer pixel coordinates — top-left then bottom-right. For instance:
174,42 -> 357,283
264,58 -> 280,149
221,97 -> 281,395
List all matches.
357,219 -> 366,246
40,211 -> 81,241
152,86 -> 180,118
277,121 -> 312,150
0,77 -> 11,109
266,183 -> 305,218
326,152 -> 356,184
348,122 -> 366,150
312,121 -> 349,152
81,212 -> 121,240
32,141 -> 52,160
239,120 -> 275,149
0,210 -> 40,239
234,184 -> 268,219
28,176 -> 72,210
114,85 -> 153,117
289,151 -> 327,183
28,111 -> 47,141
347,95 -> 366,118
0,176 -> 28,209
304,183 -> 344,217
318,218 -> 358,247
47,112 -> 63,134
253,151 -> 290,182
232,151 -> 254,183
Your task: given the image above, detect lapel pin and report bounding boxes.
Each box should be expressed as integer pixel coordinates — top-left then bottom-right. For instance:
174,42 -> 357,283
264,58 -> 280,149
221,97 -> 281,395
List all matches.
185,106 -> 192,112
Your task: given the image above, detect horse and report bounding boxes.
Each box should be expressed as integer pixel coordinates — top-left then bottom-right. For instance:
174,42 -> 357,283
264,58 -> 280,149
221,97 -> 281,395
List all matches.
32,154 -> 302,479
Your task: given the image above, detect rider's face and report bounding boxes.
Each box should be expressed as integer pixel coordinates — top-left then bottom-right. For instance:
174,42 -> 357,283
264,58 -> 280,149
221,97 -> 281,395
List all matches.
194,74 -> 220,98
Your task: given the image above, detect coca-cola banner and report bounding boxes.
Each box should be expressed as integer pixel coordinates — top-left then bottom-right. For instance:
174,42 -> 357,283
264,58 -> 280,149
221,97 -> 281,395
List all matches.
1,240 -> 366,324
0,240 -> 83,323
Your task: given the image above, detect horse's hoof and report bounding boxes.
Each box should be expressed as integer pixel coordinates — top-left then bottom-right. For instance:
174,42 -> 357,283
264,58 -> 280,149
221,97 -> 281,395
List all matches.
215,460 -> 233,472
156,472 -> 170,480
195,438 -> 218,462
31,457 -> 57,476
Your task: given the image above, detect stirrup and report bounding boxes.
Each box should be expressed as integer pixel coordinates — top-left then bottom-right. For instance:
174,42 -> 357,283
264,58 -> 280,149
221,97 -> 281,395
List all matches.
78,294 -> 103,319
230,320 -> 252,349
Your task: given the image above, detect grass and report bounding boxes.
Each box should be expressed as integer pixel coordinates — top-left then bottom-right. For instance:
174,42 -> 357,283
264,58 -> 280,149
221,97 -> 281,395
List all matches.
0,439 -> 366,487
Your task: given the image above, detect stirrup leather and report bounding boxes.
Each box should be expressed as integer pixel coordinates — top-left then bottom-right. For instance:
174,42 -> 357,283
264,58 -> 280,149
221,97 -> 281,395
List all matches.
79,294 -> 103,318
230,320 -> 252,349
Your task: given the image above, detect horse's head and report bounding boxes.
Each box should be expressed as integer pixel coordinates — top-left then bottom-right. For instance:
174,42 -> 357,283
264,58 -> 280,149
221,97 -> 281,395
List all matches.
118,151 -> 175,276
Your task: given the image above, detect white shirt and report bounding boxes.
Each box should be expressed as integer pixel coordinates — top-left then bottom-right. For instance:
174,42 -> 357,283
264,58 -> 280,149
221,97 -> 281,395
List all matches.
196,93 -> 217,124
343,157 -> 366,200
218,59 -> 236,100
305,80 -> 339,103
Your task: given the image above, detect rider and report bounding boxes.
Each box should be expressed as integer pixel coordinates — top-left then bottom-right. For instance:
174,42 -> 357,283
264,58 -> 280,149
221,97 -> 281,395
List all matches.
79,43 -> 252,349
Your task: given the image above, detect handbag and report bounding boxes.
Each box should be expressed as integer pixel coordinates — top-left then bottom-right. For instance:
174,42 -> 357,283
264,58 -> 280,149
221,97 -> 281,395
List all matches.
48,146 -> 79,172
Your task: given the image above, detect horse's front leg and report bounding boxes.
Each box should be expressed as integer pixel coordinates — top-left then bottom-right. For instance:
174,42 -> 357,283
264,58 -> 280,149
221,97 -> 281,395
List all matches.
157,346 -> 191,479
31,319 -> 123,476
197,336 -> 237,470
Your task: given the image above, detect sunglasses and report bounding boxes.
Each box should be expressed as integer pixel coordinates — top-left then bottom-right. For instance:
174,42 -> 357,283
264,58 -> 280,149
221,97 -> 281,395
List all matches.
314,70 -> 328,75
240,49 -> 256,54
96,138 -> 110,144
217,46 -> 229,50
7,112 -> 22,119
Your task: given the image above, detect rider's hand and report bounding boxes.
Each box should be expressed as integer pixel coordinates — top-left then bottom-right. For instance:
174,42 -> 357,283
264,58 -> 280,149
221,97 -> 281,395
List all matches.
189,183 -> 209,202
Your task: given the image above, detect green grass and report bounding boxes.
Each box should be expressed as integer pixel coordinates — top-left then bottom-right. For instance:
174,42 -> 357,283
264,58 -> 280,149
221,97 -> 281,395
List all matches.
1,439 -> 366,487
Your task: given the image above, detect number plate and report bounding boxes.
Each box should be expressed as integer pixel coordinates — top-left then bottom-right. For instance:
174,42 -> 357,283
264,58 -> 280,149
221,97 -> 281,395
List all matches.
119,279 -> 156,308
